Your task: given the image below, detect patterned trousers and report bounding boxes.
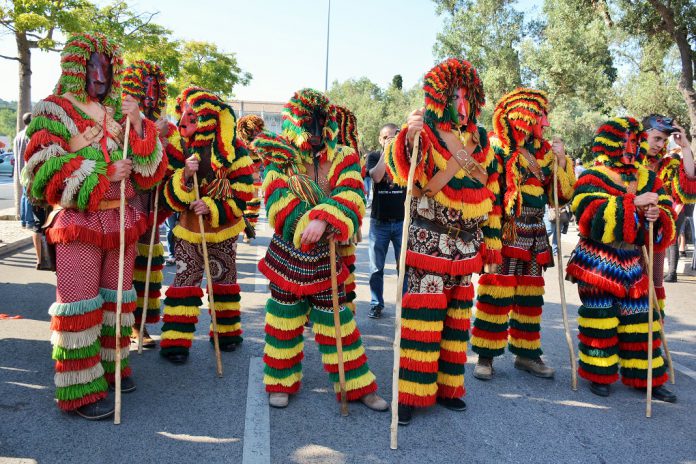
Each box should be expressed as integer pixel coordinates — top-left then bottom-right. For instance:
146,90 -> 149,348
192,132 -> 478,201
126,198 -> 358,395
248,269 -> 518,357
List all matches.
262,281 -> 378,402
577,282 -> 667,388
51,241 -> 136,410
471,255 -> 546,359
160,236 -> 242,356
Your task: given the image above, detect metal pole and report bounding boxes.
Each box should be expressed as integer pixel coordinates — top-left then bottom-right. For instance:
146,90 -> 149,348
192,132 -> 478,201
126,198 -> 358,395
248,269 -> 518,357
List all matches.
324,0 -> 331,91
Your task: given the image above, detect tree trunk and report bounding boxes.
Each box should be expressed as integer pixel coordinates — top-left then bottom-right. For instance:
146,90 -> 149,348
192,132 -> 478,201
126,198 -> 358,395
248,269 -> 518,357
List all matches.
674,37 -> 696,153
13,31 -> 32,219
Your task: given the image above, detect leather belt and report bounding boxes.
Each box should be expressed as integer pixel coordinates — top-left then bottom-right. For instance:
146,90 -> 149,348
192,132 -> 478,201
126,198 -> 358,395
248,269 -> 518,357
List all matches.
98,199 -> 125,210
412,216 -> 478,242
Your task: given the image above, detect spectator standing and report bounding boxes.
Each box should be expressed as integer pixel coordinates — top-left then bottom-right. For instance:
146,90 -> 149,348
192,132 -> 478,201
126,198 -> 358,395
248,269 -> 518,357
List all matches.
14,112 -> 34,228
366,123 -> 406,319
574,157 -> 585,179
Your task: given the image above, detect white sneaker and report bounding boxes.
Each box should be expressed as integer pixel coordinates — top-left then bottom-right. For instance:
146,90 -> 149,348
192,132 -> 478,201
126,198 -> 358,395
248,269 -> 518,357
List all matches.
269,392 -> 289,408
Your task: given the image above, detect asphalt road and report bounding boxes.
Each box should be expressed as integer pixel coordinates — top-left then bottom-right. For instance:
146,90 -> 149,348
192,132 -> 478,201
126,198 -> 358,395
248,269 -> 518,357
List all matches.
1,216 -> 695,464
0,179 -> 15,211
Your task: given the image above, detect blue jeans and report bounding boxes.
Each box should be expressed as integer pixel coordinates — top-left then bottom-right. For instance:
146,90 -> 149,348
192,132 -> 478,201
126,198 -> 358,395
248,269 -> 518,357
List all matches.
368,218 -> 404,308
164,213 -> 179,257
544,209 -> 558,256
20,188 -> 35,227
363,177 -> 372,202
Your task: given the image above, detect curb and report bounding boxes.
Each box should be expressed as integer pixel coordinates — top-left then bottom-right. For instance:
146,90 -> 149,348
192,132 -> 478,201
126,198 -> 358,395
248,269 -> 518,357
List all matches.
0,236 -> 33,259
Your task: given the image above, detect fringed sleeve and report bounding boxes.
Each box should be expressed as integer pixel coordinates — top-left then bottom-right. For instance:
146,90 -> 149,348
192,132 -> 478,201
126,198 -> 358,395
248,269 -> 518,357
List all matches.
673,162 -> 696,204
293,147 -> 365,248
548,157 -> 576,207
127,118 -> 167,191
571,169 -> 641,246
164,123 -> 185,176
480,146 -> 503,265
384,126 -> 430,187
25,96 -> 111,211
262,163 -> 308,240
640,171 -> 675,253
162,168 -> 196,213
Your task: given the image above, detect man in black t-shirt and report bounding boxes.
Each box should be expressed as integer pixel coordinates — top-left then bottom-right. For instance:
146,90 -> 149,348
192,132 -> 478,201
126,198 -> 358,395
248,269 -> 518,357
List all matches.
366,123 -> 406,318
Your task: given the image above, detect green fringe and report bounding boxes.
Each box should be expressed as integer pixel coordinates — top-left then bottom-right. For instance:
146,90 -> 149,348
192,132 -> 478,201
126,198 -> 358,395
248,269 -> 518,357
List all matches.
264,333 -> 303,349
399,368 -> 437,385
310,307 -> 353,326
214,293 -> 241,303
315,338 -> 363,356
266,298 -> 309,319
472,318 -> 508,333
327,363 -> 370,383
161,322 -> 196,333
402,306 -> 446,322
477,294 -> 515,307
263,362 -> 302,379
101,358 -> 130,374
163,297 -> 202,307
100,324 -> 133,337
400,338 -> 440,352
514,295 -> 543,307
55,377 -> 108,401
508,344 -> 543,358
578,305 -> 617,319
439,359 -> 465,376
509,319 -> 541,333
578,343 -> 619,358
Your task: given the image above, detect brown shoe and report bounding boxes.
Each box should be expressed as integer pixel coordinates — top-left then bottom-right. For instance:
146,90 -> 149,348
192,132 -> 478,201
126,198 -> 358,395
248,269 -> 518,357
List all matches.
473,357 -> 494,380
131,325 -> 156,348
514,356 -> 555,378
360,393 -> 389,411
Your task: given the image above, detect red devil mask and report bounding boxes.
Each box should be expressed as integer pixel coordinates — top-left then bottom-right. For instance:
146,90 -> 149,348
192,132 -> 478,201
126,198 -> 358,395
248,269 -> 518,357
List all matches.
178,102 -> 198,138
143,74 -> 160,120
86,52 -> 113,102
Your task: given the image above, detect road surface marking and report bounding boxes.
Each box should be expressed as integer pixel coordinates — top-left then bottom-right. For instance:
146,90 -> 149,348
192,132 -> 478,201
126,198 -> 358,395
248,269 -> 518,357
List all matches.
242,357 -> 270,464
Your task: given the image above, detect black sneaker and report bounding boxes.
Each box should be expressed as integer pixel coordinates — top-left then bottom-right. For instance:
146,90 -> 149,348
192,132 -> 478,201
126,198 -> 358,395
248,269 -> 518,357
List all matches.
589,382 -> 610,397
108,376 -> 137,393
74,398 -> 114,420
643,385 -> 677,403
436,397 -> 467,411
368,305 -> 383,319
397,404 -> 412,426
664,273 -> 677,283
162,351 -> 188,365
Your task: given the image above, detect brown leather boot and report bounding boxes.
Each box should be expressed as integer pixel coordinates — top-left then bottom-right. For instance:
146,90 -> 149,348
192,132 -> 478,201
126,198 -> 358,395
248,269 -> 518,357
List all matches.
473,356 -> 494,380
514,356 -> 555,378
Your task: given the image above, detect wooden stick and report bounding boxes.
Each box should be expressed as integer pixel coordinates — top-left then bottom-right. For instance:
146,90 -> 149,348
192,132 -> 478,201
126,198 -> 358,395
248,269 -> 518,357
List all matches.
641,245 -> 675,384
137,185 -> 160,354
329,239 -> 349,416
647,222 -> 654,418
552,157 -> 578,391
390,132 -> 420,450
193,172 -> 223,377
114,117 -> 131,425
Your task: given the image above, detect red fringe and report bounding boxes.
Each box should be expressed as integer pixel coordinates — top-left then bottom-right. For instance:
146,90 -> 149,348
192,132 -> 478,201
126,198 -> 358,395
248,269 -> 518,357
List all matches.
621,372 -> 668,388
402,293 -> 448,310
160,338 -> 193,348
444,317 -> 471,331
449,284 -> 474,301
133,157 -> 168,191
265,382 -> 301,394
210,309 -> 240,319
536,250 -> 552,266
100,336 -> 131,350
211,327 -> 241,337
265,324 -> 305,341
103,367 -> 132,384
322,354 -> 368,374
577,199 -> 603,238
399,357 -> 439,374
102,301 -> 136,315
578,367 -> 618,385
258,259 -> 349,297
263,352 -> 304,370
405,251 -> 483,278
314,330 -> 361,347
437,385 -> 464,399
273,198 -> 301,233
439,348 -> 467,364
165,286 -> 204,299
58,391 -> 108,412
47,218 -> 147,250
399,391 -> 436,408
470,326 -> 508,341
654,286 -> 665,300
509,328 -> 540,341
54,355 -> 101,373
309,209 -> 350,242
628,275 -> 648,299
342,383 -> 377,402
578,333 -> 618,348
211,283 -> 240,295
50,311 -> 103,332
565,263 -> 628,298
401,327 -> 444,344
482,273 -> 516,287
516,275 -> 544,287
619,339 -> 662,351
163,315 -> 198,324
482,248 -> 502,265
513,305 -> 543,317
476,301 -> 513,316
502,246 -> 531,262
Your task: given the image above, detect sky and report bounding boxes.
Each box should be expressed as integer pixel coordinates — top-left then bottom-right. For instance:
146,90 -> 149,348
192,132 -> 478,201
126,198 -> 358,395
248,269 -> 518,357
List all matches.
0,0 -> 542,103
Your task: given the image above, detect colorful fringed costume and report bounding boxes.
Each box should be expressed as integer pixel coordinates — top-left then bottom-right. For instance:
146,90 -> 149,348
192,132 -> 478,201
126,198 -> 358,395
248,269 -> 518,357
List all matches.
333,104 -> 361,313
384,58 -> 501,408
121,60 -> 175,329
471,88 -> 575,365
237,114 -> 265,237
24,33 -> 166,411
645,150 -> 696,310
565,117 -> 676,389
255,89 -> 378,402
160,87 -> 254,359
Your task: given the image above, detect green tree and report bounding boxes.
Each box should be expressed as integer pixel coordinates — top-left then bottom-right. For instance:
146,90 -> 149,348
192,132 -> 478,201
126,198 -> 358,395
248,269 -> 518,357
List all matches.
433,0 -> 525,106
168,41 -> 251,102
0,107 -> 18,141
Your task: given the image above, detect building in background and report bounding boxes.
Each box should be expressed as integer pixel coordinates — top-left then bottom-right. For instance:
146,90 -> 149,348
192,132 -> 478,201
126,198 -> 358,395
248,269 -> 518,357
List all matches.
229,100 -> 284,133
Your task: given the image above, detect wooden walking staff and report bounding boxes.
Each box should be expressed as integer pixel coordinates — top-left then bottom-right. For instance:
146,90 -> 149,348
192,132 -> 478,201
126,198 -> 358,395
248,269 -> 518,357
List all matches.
114,118 -> 131,425
137,184 -> 160,354
641,245 -> 675,384
390,132 -> 420,450
329,239 -> 349,416
552,151 -> 578,391
192,170 -> 224,377
646,222 -> 655,418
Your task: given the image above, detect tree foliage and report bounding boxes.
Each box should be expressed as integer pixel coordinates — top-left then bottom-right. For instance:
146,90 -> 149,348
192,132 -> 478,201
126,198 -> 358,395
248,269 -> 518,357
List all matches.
328,77 -> 423,153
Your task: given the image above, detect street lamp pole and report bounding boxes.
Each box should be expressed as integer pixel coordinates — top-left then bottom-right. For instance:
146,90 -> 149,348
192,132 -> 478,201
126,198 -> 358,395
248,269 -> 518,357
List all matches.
324,0 -> 331,92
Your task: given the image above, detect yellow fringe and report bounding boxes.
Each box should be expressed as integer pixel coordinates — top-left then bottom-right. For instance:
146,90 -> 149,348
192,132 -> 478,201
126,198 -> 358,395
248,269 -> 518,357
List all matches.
617,321 -> 662,334
436,372 -> 463,388
266,192 -> 297,229
510,313 -> 541,325
594,136 -> 623,148
620,356 -> 664,370
137,242 -> 164,257
133,269 -> 163,284
333,373 -> 376,394
160,330 -> 194,341
440,339 -> 468,353
471,337 -> 507,350
402,319 -> 444,332
172,222 -> 243,244
578,316 -> 619,330
171,169 -> 196,204
579,352 -> 619,367
164,305 -> 200,317
265,313 -> 307,331
213,301 -> 240,311
636,165 -> 650,191
320,346 -> 365,365
473,311 -> 509,325
263,372 -> 302,387
516,285 -> 545,297
401,348 -> 440,363
601,197 -> 618,244
478,285 -> 515,299
508,337 -> 540,350
201,197 -> 220,228
398,379 -> 438,397
264,342 -> 304,360
312,317 -> 356,338
215,323 -> 241,333
136,297 -> 160,308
